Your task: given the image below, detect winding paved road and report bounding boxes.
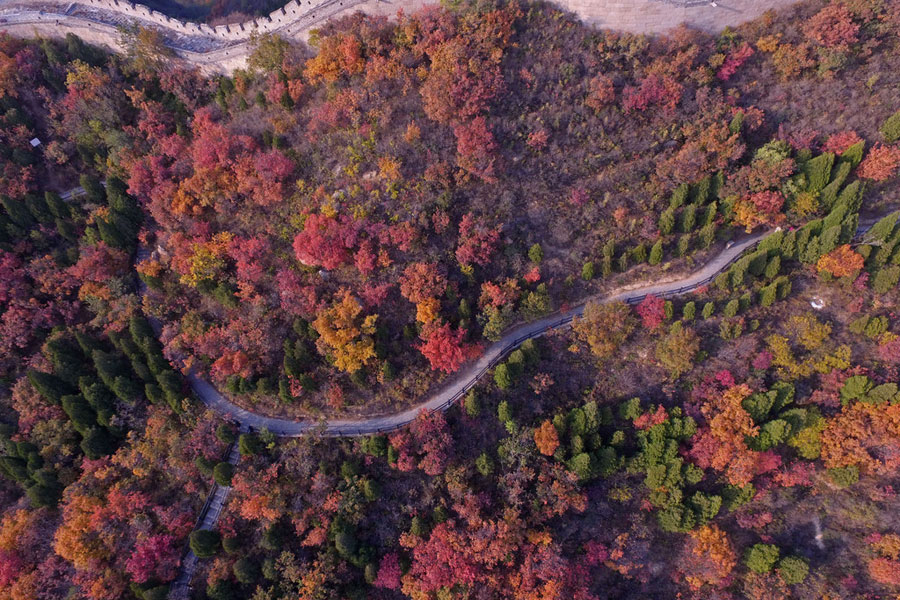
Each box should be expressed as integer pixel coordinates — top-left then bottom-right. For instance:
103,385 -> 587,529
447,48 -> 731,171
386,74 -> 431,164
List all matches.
171,230 -> 770,436
64,182 -> 891,437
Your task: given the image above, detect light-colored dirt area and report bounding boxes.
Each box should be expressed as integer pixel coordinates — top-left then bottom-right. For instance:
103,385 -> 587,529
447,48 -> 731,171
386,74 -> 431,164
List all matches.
0,0 -> 804,73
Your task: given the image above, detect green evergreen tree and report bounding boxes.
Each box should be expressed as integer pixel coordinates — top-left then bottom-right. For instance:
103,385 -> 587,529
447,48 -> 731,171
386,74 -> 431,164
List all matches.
658,209 -> 675,235
581,261 -> 595,281
802,153 -> 834,193
680,203 -> 697,233
777,556 -> 809,585
649,240 -> 663,265
745,544 -> 780,574
213,462 -> 235,486
880,109 -> 900,143
670,184 -> 689,210
190,530 -> 221,558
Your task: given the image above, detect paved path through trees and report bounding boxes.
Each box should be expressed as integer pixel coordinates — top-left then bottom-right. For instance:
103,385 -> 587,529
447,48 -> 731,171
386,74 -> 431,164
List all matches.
165,231 -> 771,435
57,181 -> 889,598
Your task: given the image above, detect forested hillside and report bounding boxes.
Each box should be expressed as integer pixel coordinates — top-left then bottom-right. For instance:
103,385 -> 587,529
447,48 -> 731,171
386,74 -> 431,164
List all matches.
1,0 -> 900,598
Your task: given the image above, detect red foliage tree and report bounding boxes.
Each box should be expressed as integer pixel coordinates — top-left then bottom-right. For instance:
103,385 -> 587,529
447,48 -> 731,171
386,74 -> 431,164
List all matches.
456,213 -> 501,267
585,74 -> 615,111
857,144 -> 900,181
454,116 -> 498,182
822,130 -> 863,154
400,262 -> 447,304
717,43 -> 755,81
804,3 -> 860,48
622,74 -> 683,114
635,295 -> 666,330
418,323 -> 477,374
374,552 -> 402,590
409,411 -> 453,476
292,213 -> 358,269
124,534 -> 180,584
534,420 -> 560,456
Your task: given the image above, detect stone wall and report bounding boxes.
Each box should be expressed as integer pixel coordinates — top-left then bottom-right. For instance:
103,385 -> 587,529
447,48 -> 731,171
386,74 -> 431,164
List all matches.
0,0 -> 804,73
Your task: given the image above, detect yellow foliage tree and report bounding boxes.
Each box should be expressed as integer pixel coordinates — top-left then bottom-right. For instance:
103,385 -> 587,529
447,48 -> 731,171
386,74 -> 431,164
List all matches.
571,301 -> 636,360
313,289 -> 377,373
415,298 -> 441,324
180,232 -> 233,287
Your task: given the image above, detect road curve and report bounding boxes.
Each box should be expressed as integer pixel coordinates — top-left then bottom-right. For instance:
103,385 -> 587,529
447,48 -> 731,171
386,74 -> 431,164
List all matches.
61,177 -> 889,438
175,230 -> 770,437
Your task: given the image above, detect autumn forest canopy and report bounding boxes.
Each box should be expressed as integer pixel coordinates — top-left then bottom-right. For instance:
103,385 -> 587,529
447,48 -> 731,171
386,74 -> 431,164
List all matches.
3,0 -> 900,598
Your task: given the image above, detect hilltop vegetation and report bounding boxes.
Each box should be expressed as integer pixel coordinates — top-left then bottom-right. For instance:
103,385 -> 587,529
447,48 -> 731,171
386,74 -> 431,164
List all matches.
1,0 -> 900,598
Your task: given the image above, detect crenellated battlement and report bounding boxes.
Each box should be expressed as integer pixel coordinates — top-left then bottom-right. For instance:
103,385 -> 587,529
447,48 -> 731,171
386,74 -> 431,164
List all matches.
0,0 -> 805,74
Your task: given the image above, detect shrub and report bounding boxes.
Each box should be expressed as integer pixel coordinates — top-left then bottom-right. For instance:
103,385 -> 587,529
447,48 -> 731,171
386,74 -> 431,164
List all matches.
213,462 -> 235,486
475,452 -> 493,475
497,400 -> 513,423
828,465 -> 859,487
215,423 -> 236,444
693,176 -> 711,204
803,153 -> 834,193
222,535 -> 242,554
190,530 -> 221,558
864,212 -> 898,244
670,183 -> 689,209
730,260 -> 748,287
680,204 -> 697,233
567,452 -> 594,480
745,544 -> 780,574
760,284 -> 777,307
233,558 -> 259,585
699,223 -> 717,248
632,243 -> 647,264
764,255 -> 781,279
143,587 -> 169,600
723,299 -> 740,318
841,140 -> 866,166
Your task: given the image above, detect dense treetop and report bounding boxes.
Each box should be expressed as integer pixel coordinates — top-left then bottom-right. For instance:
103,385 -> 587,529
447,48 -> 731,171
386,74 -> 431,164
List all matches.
1,0 -> 900,598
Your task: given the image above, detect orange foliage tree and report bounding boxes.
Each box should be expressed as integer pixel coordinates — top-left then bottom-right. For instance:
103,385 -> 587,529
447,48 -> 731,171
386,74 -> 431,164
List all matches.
534,420 -> 560,456
689,384 -> 762,486
681,524 -> 737,590
816,244 -> 864,278
821,401 -> 900,475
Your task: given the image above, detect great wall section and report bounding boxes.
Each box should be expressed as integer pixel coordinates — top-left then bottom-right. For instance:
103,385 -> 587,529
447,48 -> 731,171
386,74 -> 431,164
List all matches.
0,0 -> 802,73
